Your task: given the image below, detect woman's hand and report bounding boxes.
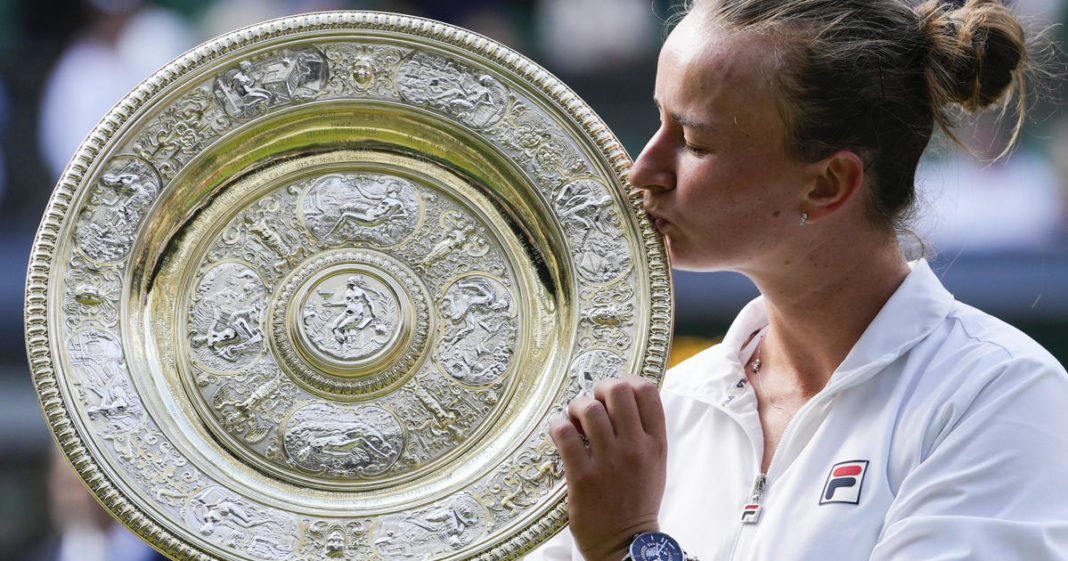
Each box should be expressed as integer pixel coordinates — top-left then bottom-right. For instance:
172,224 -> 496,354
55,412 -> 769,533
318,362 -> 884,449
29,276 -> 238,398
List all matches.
549,375 -> 668,561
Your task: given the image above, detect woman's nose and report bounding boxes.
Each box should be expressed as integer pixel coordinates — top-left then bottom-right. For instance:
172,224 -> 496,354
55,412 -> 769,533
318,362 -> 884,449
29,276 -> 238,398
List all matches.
628,128 -> 675,192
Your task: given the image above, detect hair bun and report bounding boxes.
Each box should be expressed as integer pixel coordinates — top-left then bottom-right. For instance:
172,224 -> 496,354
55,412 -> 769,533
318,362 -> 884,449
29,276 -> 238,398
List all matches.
919,0 -> 1025,112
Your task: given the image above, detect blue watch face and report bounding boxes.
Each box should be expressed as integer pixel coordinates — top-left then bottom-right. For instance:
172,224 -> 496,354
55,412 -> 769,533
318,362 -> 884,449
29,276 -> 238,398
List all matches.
630,532 -> 684,561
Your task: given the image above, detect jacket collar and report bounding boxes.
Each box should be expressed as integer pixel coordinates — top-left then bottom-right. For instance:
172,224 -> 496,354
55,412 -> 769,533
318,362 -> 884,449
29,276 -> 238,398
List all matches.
833,259 -> 954,378
664,260 -> 955,404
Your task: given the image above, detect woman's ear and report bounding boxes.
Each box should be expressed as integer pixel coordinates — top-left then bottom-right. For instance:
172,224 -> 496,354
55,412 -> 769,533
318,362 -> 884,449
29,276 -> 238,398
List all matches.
799,150 -> 865,224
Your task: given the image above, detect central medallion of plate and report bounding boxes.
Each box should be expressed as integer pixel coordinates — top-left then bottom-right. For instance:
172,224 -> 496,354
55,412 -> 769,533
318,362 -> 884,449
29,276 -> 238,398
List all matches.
299,270 -> 401,364
273,248 -> 429,397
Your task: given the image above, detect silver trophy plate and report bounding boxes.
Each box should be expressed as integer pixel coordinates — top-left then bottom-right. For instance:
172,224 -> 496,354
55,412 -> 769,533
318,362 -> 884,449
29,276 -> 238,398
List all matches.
25,11 -> 672,561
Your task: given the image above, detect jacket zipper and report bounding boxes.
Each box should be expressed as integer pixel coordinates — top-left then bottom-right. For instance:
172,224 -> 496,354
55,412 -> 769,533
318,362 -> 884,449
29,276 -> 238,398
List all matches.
721,350 -> 892,560
741,473 -> 767,524
726,389 -> 817,561
727,473 -> 767,560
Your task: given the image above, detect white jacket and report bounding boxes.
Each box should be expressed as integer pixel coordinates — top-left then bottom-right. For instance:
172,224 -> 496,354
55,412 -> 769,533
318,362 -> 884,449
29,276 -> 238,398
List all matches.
528,260 -> 1068,560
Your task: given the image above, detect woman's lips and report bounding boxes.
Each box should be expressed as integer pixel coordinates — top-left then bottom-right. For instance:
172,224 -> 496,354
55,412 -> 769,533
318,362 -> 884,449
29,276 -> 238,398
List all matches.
646,209 -> 670,231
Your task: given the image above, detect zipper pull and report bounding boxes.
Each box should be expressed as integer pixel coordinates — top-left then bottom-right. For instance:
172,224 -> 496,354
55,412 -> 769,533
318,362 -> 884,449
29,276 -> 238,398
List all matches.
740,473 -> 767,524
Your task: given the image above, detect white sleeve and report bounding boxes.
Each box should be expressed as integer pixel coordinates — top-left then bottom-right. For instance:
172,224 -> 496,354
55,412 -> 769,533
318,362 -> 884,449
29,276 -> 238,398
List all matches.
522,526 -> 581,561
870,359 -> 1068,560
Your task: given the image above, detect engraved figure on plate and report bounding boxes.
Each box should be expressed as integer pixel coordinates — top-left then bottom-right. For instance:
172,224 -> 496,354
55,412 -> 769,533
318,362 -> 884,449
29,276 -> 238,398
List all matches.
211,375 -> 287,444
131,88 -> 234,179
422,209 -> 489,269
63,262 -> 122,328
579,282 -> 637,350
301,173 -> 419,247
188,262 -> 267,371
398,52 -> 508,129
184,487 -> 297,560
214,46 -> 326,119
322,43 -> 407,97
482,433 -> 562,516
351,51 -> 376,91
240,198 -> 302,272
68,329 -> 143,433
554,179 -> 632,283
488,100 -> 588,185
373,494 -> 488,559
437,275 -> 517,386
283,403 -> 404,478
302,520 -> 371,560
410,384 -> 464,441
75,156 -> 160,263
301,273 -> 398,361
396,372 -> 503,462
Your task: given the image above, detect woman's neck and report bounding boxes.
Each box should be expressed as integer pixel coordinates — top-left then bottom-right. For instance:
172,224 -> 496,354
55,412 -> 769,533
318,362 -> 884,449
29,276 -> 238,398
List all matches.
747,231 -> 911,396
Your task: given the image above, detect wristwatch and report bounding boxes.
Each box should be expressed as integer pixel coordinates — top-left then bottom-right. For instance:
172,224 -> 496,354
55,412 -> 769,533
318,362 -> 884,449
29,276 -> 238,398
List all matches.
622,531 -> 691,561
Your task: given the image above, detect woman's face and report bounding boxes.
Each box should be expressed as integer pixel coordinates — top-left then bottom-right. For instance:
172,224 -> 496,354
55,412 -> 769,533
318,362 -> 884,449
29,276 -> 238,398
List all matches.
630,16 -> 816,273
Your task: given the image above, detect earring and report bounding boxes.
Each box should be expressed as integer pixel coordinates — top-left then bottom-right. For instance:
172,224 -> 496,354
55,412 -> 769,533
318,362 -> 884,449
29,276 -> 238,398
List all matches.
799,212 -> 809,226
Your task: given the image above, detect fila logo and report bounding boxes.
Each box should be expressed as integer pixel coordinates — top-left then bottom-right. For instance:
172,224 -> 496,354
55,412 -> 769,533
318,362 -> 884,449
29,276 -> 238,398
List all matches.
820,460 -> 869,505
740,503 -> 762,524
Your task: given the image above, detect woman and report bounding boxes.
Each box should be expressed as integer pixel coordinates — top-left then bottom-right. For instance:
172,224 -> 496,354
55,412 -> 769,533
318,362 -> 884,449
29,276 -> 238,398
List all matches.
532,1 -> 1068,560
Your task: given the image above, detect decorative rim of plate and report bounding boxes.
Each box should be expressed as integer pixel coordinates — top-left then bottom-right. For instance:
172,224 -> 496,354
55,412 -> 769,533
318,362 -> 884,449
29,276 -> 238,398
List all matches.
25,10 -> 673,561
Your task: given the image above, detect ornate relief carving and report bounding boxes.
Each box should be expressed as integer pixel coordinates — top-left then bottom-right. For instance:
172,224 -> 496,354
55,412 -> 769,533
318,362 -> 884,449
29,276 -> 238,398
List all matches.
301,519 -> 373,560
183,486 -> 298,560
210,373 -> 292,445
391,372 -> 506,467
373,494 -> 489,559
270,249 -> 430,398
578,281 -> 636,351
569,349 -> 626,395
421,209 -> 490,269
282,403 -> 405,478
437,275 -> 518,386
212,191 -> 312,286
68,329 -> 145,433
555,179 -> 631,284
300,173 -> 420,247
299,273 -> 400,361
480,433 -> 562,518
100,422 -> 202,510
75,156 -> 160,263
398,52 -> 508,129
487,100 -> 589,187
131,87 -> 233,179
322,43 -> 408,97
214,46 -> 327,119
63,258 -> 122,329
242,198 -> 299,271
188,262 -> 267,372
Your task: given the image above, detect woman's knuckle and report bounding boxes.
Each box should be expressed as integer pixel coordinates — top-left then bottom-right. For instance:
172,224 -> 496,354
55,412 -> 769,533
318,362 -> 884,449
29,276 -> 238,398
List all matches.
549,421 -> 570,440
634,378 -> 658,395
580,400 -> 605,417
567,397 -> 590,416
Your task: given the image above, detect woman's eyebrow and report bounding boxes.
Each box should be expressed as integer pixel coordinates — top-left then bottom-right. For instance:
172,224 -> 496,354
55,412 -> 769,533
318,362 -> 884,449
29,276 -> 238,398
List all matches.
654,97 -> 719,133
673,112 -> 719,133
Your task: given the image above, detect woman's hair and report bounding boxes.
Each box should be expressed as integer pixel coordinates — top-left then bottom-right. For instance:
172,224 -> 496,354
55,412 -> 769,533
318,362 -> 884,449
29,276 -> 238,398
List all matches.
685,0 -> 1030,232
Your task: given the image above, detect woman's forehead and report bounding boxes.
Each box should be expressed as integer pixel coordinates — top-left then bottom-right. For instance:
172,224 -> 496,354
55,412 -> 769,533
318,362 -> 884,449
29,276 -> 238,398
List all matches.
659,19 -> 780,105
655,18 -> 788,141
